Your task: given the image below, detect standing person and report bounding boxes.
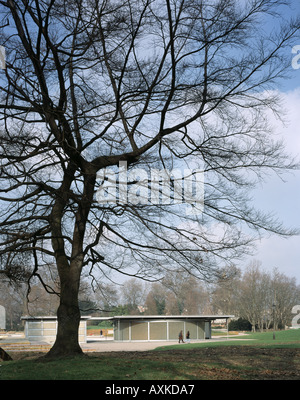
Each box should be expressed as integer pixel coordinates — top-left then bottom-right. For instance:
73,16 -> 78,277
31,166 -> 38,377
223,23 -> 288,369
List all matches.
186,331 -> 190,343
178,330 -> 184,343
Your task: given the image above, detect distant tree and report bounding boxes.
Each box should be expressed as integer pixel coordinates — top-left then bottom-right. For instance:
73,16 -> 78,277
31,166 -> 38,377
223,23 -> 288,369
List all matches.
145,282 -> 166,315
230,261 -> 300,331
0,279 -> 24,330
235,261 -> 268,331
109,304 -> 130,317
161,271 -> 210,314
92,283 -> 119,315
121,278 -> 148,314
78,298 -> 99,315
270,269 -> 300,329
210,265 -> 241,315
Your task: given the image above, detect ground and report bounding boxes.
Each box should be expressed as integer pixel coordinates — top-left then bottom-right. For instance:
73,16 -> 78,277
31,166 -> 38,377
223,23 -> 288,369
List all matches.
8,346 -> 300,380
96,347 -> 300,380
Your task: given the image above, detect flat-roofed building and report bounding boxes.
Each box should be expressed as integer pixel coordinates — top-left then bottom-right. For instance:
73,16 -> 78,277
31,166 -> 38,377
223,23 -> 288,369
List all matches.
22,316 -> 89,344
110,315 -> 233,342
22,314 -> 233,343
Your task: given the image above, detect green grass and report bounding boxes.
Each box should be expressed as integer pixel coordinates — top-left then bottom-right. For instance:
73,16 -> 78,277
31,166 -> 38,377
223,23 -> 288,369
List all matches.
0,355 -> 183,380
1,329 -> 299,380
0,357 -> 164,380
87,322 -> 113,329
154,329 -> 300,351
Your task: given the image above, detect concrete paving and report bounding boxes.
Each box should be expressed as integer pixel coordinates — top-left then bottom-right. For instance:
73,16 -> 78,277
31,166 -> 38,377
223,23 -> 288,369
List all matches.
1,333 -> 249,353
82,340 -> 181,352
82,336 -> 244,352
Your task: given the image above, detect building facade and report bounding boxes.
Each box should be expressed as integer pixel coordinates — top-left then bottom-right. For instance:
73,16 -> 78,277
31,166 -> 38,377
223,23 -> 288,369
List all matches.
22,314 -> 233,343
22,316 -> 89,344
111,315 -> 232,341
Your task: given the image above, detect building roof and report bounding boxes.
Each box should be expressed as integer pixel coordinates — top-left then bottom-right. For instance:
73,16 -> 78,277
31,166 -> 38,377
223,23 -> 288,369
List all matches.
89,315 -> 234,321
22,314 -> 234,321
21,315 -> 91,321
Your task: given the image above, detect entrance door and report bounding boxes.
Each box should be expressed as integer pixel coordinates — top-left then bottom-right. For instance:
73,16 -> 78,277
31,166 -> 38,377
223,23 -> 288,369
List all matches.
204,321 -> 211,339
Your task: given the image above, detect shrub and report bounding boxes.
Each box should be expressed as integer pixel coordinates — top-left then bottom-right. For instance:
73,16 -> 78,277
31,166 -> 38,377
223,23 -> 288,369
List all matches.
229,318 -> 252,331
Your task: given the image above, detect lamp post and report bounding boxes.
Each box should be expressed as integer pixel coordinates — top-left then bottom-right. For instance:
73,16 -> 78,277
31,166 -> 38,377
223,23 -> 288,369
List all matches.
272,303 -> 276,340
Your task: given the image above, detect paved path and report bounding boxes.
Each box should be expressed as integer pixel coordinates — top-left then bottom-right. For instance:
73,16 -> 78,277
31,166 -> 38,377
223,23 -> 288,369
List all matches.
82,340 -> 180,352
81,336 -> 245,352
1,334 -> 250,353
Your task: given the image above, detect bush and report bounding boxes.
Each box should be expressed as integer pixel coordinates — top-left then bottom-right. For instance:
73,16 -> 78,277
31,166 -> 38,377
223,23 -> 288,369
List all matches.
229,318 -> 252,331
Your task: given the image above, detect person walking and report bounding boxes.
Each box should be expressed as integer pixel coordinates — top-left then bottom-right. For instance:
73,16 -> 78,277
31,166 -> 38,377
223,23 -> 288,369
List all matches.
178,330 -> 184,343
186,331 -> 190,343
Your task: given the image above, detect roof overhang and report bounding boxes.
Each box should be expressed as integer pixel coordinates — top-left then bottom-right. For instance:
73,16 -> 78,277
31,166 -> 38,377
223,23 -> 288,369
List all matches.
21,315 -> 91,321
22,315 -> 234,321
97,315 -> 234,321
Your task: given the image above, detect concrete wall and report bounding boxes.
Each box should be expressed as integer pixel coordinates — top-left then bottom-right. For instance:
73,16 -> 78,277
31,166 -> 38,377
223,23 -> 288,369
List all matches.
113,318 -> 208,341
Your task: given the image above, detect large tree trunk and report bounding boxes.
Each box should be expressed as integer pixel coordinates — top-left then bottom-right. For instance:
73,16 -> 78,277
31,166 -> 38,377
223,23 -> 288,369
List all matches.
45,265 -> 83,358
44,164 -> 91,358
0,347 -> 13,361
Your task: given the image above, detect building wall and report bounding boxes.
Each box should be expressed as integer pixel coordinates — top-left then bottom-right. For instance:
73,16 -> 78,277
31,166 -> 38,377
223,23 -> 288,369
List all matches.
113,318 -> 208,341
24,318 -> 87,344
150,321 -> 167,340
22,315 -> 227,343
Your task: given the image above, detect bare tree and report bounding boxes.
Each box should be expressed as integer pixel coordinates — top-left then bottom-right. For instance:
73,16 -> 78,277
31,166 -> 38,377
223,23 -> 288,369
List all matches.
145,282 -> 166,315
161,271 -> 207,314
210,265 -> 242,316
91,282 -> 119,314
120,278 -> 148,314
237,261 -> 269,331
270,268 -> 300,329
0,0 -> 299,357
0,278 -> 25,330
225,262 -> 300,331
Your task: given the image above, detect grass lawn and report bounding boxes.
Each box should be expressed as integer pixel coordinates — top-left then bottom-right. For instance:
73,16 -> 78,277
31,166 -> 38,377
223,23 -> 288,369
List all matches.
0,329 -> 299,380
154,329 -> 300,350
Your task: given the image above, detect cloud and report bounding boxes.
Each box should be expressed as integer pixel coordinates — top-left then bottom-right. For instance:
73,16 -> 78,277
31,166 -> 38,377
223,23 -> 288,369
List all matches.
249,87 -> 300,282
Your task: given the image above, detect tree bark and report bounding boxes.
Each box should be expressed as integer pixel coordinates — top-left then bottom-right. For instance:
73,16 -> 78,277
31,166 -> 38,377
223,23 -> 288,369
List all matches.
44,171 -> 94,358
44,265 -> 83,358
0,347 -> 13,361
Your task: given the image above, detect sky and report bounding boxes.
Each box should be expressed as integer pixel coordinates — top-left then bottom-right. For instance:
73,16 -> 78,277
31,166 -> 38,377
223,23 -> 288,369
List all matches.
103,1 -> 300,286
241,1 -> 300,283
244,88 -> 300,283
1,0 -> 300,286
